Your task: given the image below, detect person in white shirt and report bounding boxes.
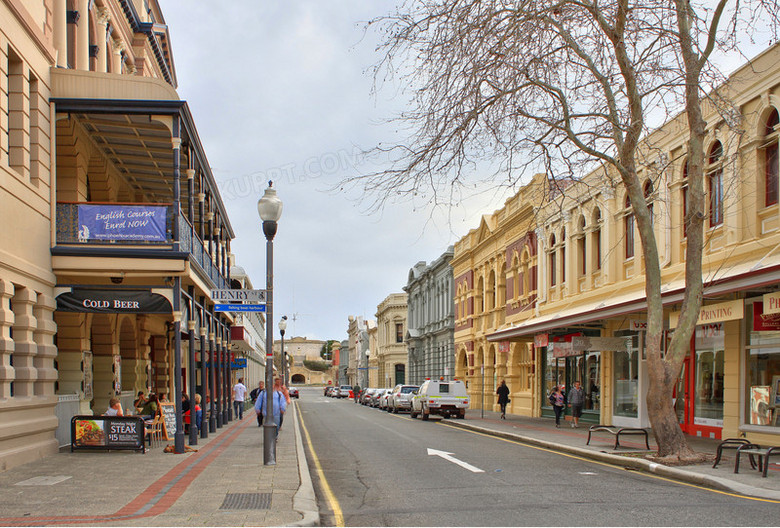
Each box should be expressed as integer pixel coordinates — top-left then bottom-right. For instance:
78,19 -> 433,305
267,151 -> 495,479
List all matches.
105,397 -> 123,416
232,378 -> 248,419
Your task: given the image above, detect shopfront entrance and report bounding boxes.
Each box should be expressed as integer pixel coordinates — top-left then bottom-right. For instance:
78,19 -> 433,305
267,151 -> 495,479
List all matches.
674,323 -> 725,439
541,332 -> 601,424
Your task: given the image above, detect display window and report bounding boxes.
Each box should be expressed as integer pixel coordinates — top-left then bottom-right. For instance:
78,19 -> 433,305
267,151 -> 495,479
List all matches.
746,301 -> 780,427
613,333 -> 639,418
693,324 -> 724,427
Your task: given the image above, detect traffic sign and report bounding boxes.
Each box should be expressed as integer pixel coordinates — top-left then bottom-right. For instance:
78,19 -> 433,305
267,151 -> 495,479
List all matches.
211,289 -> 266,303
215,303 -> 266,312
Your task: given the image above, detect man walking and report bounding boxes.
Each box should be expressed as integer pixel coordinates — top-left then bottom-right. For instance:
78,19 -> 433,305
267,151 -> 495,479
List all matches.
232,377 -> 248,420
252,381 -> 265,427
568,380 -> 585,428
256,380 -> 287,438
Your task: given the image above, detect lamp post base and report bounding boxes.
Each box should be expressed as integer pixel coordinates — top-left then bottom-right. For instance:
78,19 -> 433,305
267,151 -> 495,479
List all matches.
263,422 -> 277,465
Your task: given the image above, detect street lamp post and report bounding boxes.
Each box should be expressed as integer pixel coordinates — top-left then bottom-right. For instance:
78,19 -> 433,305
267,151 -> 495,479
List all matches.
258,181 -> 283,465
364,350 -> 370,389
279,316 -> 288,388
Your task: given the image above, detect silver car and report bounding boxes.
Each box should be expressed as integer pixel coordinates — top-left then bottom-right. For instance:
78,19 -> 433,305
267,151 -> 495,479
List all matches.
389,384 -> 419,413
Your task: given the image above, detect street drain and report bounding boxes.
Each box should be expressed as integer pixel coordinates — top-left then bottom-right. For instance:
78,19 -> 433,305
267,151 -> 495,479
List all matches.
220,493 -> 272,510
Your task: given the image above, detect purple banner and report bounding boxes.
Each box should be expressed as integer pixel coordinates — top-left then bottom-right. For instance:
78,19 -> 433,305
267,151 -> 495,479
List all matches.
78,204 -> 167,242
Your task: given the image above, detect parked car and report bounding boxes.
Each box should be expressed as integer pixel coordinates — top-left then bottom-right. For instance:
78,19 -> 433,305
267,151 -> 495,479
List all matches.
389,384 -> 420,413
360,388 -> 377,405
411,379 -> 469,420
288,387 -> 299,399
337,385 -> 354,399
369,388 -> 387,407
378,389 -> 393,410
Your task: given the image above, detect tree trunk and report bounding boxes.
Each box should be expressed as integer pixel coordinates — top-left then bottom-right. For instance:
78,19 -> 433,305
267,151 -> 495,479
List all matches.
645,356 -> 696,459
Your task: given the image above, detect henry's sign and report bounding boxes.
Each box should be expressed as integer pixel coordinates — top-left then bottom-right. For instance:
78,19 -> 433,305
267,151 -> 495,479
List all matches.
211,289 -> 266,303
77,204 -> 167,242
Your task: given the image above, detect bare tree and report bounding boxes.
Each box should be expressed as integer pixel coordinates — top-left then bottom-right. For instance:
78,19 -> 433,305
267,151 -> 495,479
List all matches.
349,0 -> 779,458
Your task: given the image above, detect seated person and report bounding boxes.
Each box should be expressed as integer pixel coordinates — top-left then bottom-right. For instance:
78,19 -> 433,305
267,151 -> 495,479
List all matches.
139,393 -> 160,419
133,391 -> 147,413
104,397 -> 123,416
184,394 -> 203,431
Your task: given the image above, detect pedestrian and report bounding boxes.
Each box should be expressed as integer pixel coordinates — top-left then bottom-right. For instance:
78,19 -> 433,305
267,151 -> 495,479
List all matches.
568,380 -> 585,428
253,381 -> 265,427
550,385 -> 565,428
232,377 -> 248,420
250,381 -> 263,403
353,384 -> 361,403
273,378 -> 290,430
255,380 -> 287,438
496,380 -> 510,419
181,392 -> 190,414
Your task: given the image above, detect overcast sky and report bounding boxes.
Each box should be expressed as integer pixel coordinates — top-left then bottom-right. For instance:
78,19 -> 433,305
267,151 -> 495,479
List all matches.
160,1 -> 509,341
160,2 -> 773,343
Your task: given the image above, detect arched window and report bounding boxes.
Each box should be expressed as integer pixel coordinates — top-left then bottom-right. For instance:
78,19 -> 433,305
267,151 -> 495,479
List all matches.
577,215 -> 587,277
625,195 -> 635,259
560,228 -> 566,283
521,249 -> 531,298
644,180 -> 654,226
592,208 -> 602,270
512,254 -> 520,299
765,108 -> 779,207
549,234 -> 557,287
707,141 -> 724,227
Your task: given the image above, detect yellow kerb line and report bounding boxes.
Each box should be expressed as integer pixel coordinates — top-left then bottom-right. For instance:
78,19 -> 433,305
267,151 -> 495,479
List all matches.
296,404 -> 345,526
436,421 -> 780,504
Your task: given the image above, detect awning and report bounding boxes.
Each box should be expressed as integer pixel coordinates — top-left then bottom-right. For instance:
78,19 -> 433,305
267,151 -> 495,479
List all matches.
487,259 -> 780,341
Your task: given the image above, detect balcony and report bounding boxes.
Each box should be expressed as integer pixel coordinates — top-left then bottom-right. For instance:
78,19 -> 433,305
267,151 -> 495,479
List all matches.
55,202 -> 228,289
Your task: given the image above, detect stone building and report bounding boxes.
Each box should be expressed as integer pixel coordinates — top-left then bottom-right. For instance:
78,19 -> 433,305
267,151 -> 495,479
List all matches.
404,249 -> 455,385
1,0 -> 238,470
375,293 -> 408,388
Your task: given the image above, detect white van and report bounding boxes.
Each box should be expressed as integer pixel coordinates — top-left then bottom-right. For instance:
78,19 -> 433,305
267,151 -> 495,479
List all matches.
411,379 -> 469,420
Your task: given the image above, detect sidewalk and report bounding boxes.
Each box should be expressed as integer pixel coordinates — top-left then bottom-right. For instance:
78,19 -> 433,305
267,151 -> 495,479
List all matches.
0,403 -> 317,527
444,408 -> 780,501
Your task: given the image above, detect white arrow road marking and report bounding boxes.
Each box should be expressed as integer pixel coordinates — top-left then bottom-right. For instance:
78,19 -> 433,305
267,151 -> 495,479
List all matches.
427,448 -> 485,473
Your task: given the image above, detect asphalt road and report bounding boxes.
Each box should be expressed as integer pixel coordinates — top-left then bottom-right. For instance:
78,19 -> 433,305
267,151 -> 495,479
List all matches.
296,387 -> 777,527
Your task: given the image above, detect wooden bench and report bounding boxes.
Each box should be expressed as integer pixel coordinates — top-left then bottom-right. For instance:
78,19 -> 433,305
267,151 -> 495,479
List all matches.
735,444 -> 780,478
586,424 -> 650,449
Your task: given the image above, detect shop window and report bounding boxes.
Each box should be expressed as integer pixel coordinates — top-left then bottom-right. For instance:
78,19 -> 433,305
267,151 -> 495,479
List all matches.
764,108 -> 779,207
707,141 -> 724,227
694,323 -> 724,427
746,301 -> 780,427
613,333 -> 639,418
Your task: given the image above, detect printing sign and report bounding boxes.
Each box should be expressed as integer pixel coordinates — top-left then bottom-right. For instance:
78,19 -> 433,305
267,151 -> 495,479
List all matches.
78,204 -> 167,242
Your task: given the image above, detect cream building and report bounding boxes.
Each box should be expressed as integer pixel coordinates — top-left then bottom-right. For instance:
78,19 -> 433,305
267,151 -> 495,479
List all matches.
375,293 -> 408,388
273,336 -> 333,385
459,44 -> 780,444
1,0 -> 239,470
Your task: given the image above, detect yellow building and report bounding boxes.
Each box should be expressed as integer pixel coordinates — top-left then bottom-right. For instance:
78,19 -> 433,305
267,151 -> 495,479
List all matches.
1,0 -> 238,470
453,175 -> 546,416
375,292 -> 408,388
472,44 -> 780,443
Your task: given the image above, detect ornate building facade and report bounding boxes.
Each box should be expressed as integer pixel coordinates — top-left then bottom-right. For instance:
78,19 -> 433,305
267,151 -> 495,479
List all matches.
405,248 -> 455,385
375,293 -> 408,388
459,44 -> 780,444
1,0 -> 238,470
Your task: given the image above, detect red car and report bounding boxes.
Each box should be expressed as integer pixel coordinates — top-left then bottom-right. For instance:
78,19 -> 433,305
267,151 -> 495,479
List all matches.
288,387 -> 299,399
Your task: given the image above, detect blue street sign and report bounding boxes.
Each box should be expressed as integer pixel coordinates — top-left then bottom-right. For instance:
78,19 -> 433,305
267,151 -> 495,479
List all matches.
214,303 -> 266,312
